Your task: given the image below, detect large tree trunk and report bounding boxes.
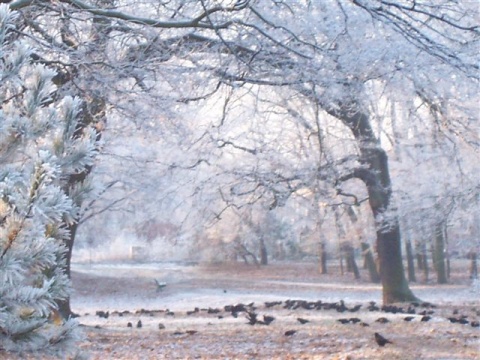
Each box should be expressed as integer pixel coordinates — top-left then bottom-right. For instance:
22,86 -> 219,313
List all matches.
331,107 -> 418,303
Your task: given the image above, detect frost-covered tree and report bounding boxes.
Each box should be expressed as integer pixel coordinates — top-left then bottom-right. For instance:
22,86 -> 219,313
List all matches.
4,0 -> 478,306
0,5 -> 97,354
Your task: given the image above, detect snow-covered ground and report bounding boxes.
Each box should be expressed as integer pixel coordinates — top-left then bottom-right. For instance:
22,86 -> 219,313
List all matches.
61,260 -> 480,359
70,261 -> 478,313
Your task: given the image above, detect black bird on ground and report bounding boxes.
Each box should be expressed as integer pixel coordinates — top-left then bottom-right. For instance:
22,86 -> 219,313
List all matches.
127,322 -> 132,328
284,330 -> 297,336
96,310 -> 109,319
368,301 -> 380,312
375,317 -> 390,324
374,332 -> 393,347
246,310 -> 258,325
404,316 -> 415,322
207,307 -> 221,314
420,315 -> 431,322
186,307 -> 200,315
297,317 -> 309,324
337,318 -> 350,324
263,315 -> 275,325
349,317 -> 361,324
265,301 -> 282,308
349,304 -> 362,312
136,320 -> 142,328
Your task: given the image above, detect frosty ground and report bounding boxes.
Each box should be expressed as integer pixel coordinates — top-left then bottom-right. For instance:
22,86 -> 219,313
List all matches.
27,261 -> 480,359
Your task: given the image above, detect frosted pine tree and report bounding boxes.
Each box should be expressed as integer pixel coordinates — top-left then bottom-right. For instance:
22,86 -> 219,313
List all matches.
0,5 -> 98,355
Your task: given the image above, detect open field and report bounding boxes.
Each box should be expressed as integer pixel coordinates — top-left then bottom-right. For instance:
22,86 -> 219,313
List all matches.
8,260 -> 480,359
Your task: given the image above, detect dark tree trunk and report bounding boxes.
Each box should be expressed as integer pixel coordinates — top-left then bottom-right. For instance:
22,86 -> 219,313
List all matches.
361,242 -> 380,283
330,107 -> 418,303
416,241 -> 424,270
405,239 -> 416,282
54,7 -> 109,318
339,252 -> 345,276
259,237 -> 268,266
431,243 -> 437,272
346,244 -> 360,280
57,222 -> 78,318
434,223 -> 448,284
319,241 -> 328,274
341,242 -> 360,279
468,252 -> 478,279
56,99 -> 105,319
421,242 -> 429,282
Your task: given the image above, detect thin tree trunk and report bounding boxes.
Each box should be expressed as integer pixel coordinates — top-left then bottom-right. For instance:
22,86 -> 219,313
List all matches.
431,243 -> 437,273
361,242 -> 380,283
339,252 -> 345,276
405,239 -> 416,282
434,223 -> 447,284
416,241 -> 424,270
259,237 -> 268,266
345,243 -> 360,280
319,241 -> 328,274
422,242 -> 429,282
468,252 -> 478,279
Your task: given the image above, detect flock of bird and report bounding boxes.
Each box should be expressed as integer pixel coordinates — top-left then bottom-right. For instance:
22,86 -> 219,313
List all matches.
93,299 -> 479,348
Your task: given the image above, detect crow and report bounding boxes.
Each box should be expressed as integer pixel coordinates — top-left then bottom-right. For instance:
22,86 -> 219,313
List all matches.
263,315 -> 275,325
246,310 -> 258,325
374,332 -> 393,347
127,322 -> 133,328
420,315 -> 431,322
265,301 -> 282,308
375,317 -> 389,324
404,316 -> 415,322
186,307 -> 199,315
349,304 -> 362,312
297,317 -> 309,324
136,320 -> 142,328
337,318 -> 350,324
207,307 -> 221,314
284,330 -> 297,336
368,301 -> 380,311
96,310 -> 109,319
